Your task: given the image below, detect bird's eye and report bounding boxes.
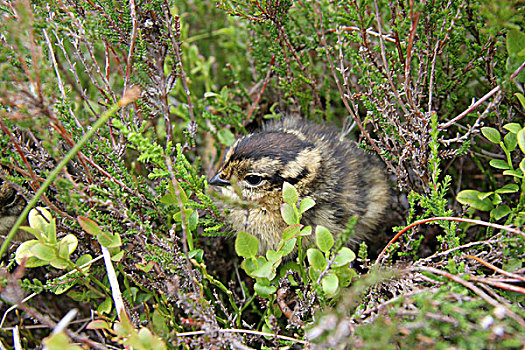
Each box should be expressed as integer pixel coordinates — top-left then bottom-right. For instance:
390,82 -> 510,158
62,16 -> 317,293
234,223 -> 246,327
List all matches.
244,174 -> 263,186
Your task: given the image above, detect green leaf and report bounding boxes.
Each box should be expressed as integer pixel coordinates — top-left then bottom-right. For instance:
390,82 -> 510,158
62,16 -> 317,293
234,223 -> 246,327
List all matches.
278,238 -> 296,257
495,184 -> 519,194
28,207 -> 53,233
518,128 -> 525,154
503,169 -> 524,178
59,234 -> 78,258
97,231 -> 121,248
15,240 -> 48,267
254,280 -> 277,298
315,225 -> 334,253
235,231 -> 259,258
504,132 -> 518,152
282,224 -> 301,241
299,197 -> 315,214
321,273 -> 339,298
520,159 -> 525,174
76,254 -> 93,273
333,266 -> 357,287
299,226 -> 312,236
333,247 -> 356,267
456,190 -> 494,211
241,257 -> 258,275
307,248 -> 327,271
111,250 -> 124,262
217,128 -> 236,146
188,209 -> 199,231
507,30 -> 525,57
489,159 -> 510,170
481,127 -> 501,144
515,93 -> 525,109
491,205 -> 511,220
503,122 -> 522,134
98,297 -> 113,315
78,216 -> 103,236
30,243 -> 55,262
266,250 -> 283,264
252,260 -> 274,279
282,182 -> 299,205
281,203 -> 298,225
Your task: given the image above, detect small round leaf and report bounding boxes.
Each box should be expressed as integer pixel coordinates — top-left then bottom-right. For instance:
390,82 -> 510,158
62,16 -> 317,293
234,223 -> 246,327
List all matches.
315,225 -> 334,253
235,231 -> 259,258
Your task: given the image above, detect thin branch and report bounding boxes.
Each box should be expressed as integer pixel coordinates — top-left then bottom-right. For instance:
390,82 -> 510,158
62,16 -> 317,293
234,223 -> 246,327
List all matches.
175,328 -> 308,345
465,254 -> 525,283
376,216 -> 525,265
440,60 -> 525,129
412,266 -> 525,328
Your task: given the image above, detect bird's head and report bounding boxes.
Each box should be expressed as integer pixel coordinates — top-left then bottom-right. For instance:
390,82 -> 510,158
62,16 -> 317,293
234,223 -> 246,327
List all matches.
210,130 -> 322,207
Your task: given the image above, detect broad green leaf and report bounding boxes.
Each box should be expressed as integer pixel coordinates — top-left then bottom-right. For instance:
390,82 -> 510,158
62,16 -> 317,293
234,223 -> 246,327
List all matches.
28,207 -> 52,233
241,257 -> 258,275
491,205 -> 511,220
30,243 -> 55,262
86,320 -> 111,330
333,247 -> 356,267
281,203 -> 298,225
282,224 -> 301,241
333,266 -> 357,287
315,225 -> 334,253
78,216 -> 103,236
111,250 -> 124,262
507,30 -> 525,57
321,273 -> 339,297
217,128 -> 236,146
97,231 -> 121,248
254,280 -> 277,298
456,190 -> 494,211
19,226 -> 43,241
49,257 -> 69,270
300,226 -> 312,236
520,159 -> 525,174
59,234 -> 78,258
481,127 -> 501,144
489,159 -> 510,170
266,250 -> 283,264
278,238 -> 296,257
515,93 -> 525,109
15,240 -> 48,267
188,209 -> 199,231
504,132 -> 518,152
495,184 -> 519,194
478,191 -> 493,200
518,129 -> 525,154
235,231 -> 259,258
503,122 -> 522,134
492,193 -> 502,206
299,197 -> 315,214
252,260 -> 274,279
282,182 -> 299,205
43,332 -> 82,350
138,328 -> 153,349
307,248 -> 327,271
173,209 -> 194,223
503,169 -> 524,178
97,297 -> 112,315
76,254 -> 93,273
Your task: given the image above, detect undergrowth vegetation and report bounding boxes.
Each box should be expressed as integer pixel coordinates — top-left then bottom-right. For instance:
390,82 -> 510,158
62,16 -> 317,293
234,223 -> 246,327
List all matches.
0,0 -> 524,348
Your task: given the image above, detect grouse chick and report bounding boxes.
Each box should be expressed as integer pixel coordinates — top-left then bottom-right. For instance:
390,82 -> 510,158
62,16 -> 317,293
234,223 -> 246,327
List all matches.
210,118 -> 390,255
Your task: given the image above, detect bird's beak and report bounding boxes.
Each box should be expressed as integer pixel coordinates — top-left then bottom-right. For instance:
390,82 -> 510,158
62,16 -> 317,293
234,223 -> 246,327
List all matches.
209,172 -> 230,187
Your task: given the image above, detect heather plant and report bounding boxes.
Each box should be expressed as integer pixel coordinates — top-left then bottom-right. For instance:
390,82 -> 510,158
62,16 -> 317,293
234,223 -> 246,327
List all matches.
0,0 -> 524,348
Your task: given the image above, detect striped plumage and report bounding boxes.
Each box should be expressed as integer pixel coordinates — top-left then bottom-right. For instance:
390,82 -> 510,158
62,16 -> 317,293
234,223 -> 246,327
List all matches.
210,118 -> 390,255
